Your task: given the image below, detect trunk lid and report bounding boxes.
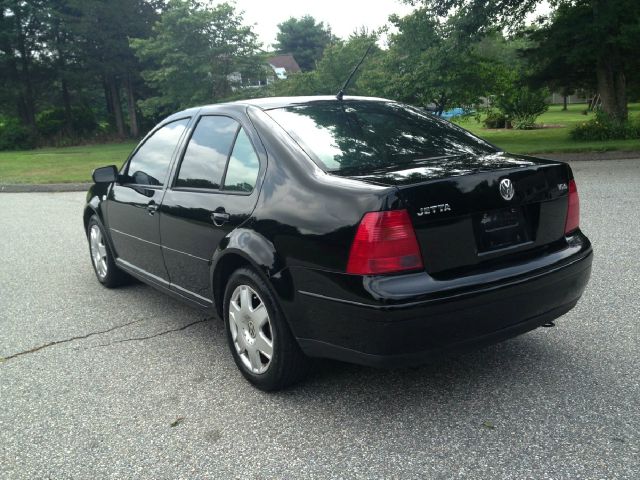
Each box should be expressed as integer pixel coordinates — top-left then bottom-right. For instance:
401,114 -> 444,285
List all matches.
334,152 -> 572,275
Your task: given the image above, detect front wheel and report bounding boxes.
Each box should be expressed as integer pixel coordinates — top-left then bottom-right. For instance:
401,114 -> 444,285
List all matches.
224,267 -> 309,391
87,215 -> 129,288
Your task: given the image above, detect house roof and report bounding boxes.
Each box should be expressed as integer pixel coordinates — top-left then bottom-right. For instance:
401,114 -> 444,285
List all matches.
266,54 -> 302,73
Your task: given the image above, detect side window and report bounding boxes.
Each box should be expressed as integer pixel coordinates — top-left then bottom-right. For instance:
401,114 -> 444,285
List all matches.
127,118 -> 189,186
223,128 -> 260,193
176,116 -> 239,189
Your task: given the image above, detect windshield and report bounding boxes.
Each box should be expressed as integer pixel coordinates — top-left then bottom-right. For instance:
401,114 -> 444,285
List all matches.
266,100 -> 498,173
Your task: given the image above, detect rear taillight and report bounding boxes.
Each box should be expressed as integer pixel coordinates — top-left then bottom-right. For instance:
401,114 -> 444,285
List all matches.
346,209 -> 424,275
564,179 -> 580,234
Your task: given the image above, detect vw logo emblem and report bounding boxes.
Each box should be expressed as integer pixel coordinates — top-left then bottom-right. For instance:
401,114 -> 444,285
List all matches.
499,178 -> 515,201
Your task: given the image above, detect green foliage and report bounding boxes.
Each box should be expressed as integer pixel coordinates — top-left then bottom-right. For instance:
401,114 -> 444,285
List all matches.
1,0 -> 638,154
274,16 -> 334,71
520,3 -> 596,97
382,10 -> 505,114
130,0 -> 260,117
483,111 -> 508,129
229,33 -> 384,99
455,103 -> 640,153
0,118 -> 36,151
36,107 -> 98,137
313,33 -> 384,95
570,111 -> 640,141
412,0 -> 640,121
495,87 -> 549,129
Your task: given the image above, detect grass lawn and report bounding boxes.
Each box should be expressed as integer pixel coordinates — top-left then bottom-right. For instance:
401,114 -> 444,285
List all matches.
0,103 -> 639,184
454,103 -> 640,154
0,142 -> 136,184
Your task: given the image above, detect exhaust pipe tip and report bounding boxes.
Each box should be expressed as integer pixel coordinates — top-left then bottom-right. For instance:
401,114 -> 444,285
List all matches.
542,321 -> 556,328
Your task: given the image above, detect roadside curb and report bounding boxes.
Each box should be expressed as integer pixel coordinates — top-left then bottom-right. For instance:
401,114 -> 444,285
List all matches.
540,151 -> 640,162
0,183 -> 91,193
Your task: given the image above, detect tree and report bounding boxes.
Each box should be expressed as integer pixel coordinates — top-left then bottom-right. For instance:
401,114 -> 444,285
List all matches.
521,5 -> 597,110
382,9 -> 496,114
313,31 -> 383,95
0,0 -> 160,139
410,0 -> 640,121
246,32 -> 384,99
75,0 -> 160,137
131,0 -> 260,118
0,0 -> 48,129
274,15 -> 334,71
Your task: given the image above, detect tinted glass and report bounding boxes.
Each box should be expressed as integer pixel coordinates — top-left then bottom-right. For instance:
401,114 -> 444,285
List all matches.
266,101 -> 498,172
223,128 -> 260,193
127,118 -> 189,186
176,116 -> 239,189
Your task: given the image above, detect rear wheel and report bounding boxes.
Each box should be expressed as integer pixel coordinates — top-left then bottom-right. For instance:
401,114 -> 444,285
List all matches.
223,267 -> 309,391
87,215 -> 129,288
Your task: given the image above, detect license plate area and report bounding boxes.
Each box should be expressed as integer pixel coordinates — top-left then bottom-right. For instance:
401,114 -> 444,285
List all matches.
474,207 -> 531,253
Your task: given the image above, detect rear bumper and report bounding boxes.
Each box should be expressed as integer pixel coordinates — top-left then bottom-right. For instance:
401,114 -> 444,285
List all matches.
289,233 -> 593,367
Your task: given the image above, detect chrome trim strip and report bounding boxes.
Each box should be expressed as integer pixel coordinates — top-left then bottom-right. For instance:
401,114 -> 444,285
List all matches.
171,282 -> 212,304
161,244 -> 209,262
110,228 -> 160,247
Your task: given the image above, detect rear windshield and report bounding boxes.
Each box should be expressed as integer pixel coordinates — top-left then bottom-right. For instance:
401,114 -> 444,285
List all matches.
266,100 -> 498,173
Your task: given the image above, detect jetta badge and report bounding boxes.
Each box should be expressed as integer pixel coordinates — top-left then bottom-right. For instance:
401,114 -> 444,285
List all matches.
499,178 -> 515,201
417,204 -> 451,216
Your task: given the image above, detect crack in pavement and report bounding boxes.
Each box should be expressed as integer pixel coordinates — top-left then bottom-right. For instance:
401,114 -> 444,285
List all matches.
1,318 -> 146,361
90,318 -> 211,349
1,318 -> 213,362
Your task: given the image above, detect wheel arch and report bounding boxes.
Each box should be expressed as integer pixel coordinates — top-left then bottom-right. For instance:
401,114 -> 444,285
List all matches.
210,228 -> 293,320
83,205 -> 97,232
83,190 -> 105,231
83,200 -> 118,259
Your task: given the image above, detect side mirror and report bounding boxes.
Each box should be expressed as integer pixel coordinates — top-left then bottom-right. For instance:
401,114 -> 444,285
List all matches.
92,165 -> 118,184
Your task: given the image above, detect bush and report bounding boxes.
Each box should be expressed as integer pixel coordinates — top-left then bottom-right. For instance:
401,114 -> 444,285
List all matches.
483,111 -> 507,129
570,111 -> 640,141
36,106 -> 98,138
496,87 -> 549,130
0,118 -> 37,150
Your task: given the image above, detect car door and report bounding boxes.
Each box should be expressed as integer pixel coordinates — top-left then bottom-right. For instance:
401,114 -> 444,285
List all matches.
106,117 -> 191,284
159,113 -> 264,304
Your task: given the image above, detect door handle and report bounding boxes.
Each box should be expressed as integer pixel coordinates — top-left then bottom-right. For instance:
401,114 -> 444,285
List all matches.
146,202 -> 159,215
211,210 -> 230,226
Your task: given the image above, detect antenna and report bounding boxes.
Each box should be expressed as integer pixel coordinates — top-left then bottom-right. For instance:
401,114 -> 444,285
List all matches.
336,43 -> 375,101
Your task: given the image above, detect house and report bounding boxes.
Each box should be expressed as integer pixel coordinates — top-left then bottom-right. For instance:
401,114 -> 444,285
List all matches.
265,54 -> 302,80
228,53 -> 302,89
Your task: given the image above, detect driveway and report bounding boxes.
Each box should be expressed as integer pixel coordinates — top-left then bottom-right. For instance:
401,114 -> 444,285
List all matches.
1,159 -> 638,479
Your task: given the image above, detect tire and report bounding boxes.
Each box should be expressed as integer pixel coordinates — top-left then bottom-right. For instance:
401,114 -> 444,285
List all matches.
87,215 -> 129,288
223,267 -> 310,391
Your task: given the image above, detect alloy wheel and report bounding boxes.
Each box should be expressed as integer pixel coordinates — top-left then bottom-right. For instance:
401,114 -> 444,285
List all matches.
228,284 -> 274,374
89,224 -> 108,279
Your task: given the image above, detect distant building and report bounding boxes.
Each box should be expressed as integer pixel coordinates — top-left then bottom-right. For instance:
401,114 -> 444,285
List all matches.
265,54 -> 302,80
228,53 -> 302,89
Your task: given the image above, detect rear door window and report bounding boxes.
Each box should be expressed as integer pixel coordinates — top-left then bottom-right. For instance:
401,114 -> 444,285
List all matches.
175,116 -> 239,190
223,128 -> 260,193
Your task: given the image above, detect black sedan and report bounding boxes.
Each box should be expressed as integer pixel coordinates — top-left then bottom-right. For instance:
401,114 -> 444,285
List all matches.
84,96 -> 592,390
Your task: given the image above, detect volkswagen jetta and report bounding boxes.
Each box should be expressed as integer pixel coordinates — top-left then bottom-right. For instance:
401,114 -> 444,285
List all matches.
84,96 -> 592,390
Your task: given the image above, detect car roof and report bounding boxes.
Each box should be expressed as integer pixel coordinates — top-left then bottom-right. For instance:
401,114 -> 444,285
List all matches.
200,95 -> 393,111
230,95 -> 393,110
162,95 -> 396,123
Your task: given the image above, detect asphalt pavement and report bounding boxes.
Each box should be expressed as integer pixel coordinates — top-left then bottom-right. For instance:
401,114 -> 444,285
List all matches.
1,159 -> 638,479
